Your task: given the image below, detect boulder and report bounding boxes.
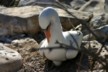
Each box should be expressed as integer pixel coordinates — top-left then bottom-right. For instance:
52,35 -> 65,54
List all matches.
0,43 -> 22,72
0,5 -> 92,36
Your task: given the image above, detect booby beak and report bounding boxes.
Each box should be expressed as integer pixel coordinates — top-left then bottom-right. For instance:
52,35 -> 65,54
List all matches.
44,24 -> 51,43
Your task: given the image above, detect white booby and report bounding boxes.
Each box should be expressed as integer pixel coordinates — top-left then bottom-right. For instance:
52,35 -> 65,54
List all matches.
38,7 -> 83,66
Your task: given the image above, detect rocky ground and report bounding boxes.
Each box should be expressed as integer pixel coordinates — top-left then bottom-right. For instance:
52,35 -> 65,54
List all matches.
0,34 -> 45,72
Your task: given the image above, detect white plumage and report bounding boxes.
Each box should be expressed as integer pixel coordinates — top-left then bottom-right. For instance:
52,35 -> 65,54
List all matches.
38,7 -> 83,66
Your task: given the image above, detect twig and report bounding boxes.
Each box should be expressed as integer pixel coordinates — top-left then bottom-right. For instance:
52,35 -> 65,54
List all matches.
77,53 -> 84,72
91,43 -> 105,71
80,45 -> 107,67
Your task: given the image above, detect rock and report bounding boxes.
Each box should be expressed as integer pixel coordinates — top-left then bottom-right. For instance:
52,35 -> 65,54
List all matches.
58,8 -> 92,30
0,5 -> 92,36
94,25 -> 108,40
70,0 -> 87,10
77,0 -> 108,30
0,14 -> 39,36
79,0 -> 105,16
11,37 -> 39,48
90,15 -> 106,28
0,43 -> 22,72
83,25 -> 108,41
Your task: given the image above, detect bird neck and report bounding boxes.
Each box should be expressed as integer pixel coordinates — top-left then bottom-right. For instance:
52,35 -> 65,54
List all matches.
49,17 -> 64,44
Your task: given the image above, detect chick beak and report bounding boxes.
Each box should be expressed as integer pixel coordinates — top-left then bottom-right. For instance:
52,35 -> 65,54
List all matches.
44,24 -> 51,43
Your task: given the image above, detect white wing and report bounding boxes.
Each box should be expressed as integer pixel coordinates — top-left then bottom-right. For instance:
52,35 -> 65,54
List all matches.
39,38 -> 48,56
63,30 -> 83,59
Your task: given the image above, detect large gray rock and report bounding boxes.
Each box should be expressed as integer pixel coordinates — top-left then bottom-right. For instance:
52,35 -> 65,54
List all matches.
0,5 -> 92,36
0,43 -> 22,72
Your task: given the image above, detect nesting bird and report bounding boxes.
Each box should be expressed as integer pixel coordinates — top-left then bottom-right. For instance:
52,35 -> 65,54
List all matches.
38,7 -> 83,66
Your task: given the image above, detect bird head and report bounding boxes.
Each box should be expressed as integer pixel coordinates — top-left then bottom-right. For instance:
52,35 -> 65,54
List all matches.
39,7 -> 58,42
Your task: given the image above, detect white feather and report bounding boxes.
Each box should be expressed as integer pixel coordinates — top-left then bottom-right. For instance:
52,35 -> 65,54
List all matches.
39,7 -> 83,66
